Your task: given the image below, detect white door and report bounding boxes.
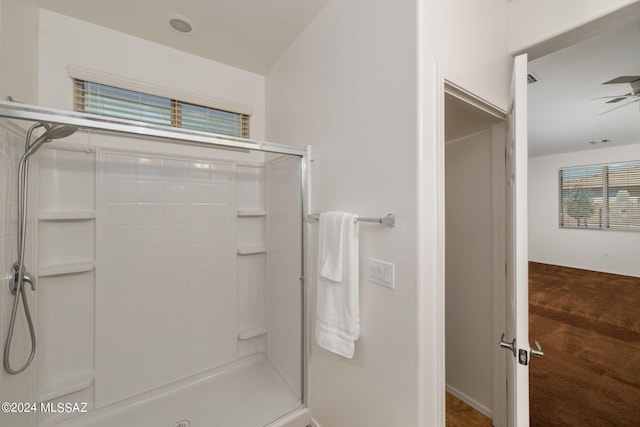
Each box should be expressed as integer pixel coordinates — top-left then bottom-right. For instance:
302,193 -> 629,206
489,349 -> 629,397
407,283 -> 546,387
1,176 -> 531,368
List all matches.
501,53 -> 542,427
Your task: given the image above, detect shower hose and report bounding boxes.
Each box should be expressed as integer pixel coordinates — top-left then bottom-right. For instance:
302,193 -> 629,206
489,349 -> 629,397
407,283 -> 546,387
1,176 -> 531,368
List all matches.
3,262 -> 37,374
3,124 -> 42,375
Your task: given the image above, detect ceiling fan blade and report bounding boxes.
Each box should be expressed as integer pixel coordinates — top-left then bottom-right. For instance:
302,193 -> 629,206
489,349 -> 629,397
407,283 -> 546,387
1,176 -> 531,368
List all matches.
602,76 -> 640,85
606,97 -> 631,104
590,94 -> 632,100
597,98 -> 640,116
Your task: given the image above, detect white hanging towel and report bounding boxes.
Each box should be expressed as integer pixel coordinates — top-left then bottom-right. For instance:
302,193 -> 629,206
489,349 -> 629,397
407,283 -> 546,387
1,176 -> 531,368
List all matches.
316,211 -> 360,358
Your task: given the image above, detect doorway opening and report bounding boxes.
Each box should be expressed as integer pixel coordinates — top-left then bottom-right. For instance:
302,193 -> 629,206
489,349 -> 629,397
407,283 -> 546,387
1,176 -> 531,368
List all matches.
443,87 -> 506,426
526,18 -> 640,426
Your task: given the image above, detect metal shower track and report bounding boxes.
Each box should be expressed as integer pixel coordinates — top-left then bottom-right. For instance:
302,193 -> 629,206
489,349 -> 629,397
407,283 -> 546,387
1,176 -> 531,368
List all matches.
0,100 -> 307,157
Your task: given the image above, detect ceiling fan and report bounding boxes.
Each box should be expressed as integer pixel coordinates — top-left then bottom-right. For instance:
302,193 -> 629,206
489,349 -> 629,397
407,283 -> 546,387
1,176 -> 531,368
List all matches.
595,76 -> 640,115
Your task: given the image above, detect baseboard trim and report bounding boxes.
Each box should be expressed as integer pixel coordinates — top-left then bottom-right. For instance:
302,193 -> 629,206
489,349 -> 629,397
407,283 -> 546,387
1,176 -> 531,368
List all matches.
446,384 -> 493,419
309,388 -> 492,426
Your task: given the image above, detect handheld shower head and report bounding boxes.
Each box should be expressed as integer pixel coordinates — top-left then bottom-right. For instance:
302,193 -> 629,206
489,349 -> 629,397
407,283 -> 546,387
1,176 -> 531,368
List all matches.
3,123 -> 78,375
24,124 -> 79,159
43,124 -> 78,140
6,122 -> 78,375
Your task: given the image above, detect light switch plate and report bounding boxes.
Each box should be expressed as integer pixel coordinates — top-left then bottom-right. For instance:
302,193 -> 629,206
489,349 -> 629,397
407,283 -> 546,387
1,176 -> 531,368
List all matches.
368,259 -> 395,290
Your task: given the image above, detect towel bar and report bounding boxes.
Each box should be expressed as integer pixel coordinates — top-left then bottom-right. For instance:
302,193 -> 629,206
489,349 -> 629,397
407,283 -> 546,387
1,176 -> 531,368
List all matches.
308,212 -> 395,227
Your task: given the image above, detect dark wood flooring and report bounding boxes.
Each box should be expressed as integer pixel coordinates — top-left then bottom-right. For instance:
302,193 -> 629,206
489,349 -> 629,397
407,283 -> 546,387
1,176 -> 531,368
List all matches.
529,262 -> 640,426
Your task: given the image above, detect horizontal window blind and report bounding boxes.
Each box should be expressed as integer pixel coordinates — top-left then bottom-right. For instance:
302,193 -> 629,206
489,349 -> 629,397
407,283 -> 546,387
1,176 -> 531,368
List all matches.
559,161 -> 640,231
607,162 -> 640,231
74,80 -> 249,138
559,165 -> 604,229
180,102 -> 247,137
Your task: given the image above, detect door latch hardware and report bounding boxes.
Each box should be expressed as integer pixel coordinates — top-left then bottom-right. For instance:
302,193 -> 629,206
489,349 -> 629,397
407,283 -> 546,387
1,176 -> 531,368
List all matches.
499,333 -> 516,357
519,349 -> 528,365
531,340 -> 544,358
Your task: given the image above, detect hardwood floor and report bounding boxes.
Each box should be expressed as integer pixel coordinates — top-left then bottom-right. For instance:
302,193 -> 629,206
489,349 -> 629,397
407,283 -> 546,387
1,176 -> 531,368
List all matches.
445,263 -> 638,427
529,262 -> 640,426
446,393 -> 492,427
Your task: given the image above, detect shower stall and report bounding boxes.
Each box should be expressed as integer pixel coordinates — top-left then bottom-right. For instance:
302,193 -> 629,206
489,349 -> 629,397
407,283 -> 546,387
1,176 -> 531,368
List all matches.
0,102 -> 308,427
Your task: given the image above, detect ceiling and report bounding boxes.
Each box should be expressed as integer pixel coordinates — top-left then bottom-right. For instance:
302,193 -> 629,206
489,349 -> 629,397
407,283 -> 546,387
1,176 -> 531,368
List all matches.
528,21 -> 640,157
33,2 -> 640,158
36,0 -> 330,75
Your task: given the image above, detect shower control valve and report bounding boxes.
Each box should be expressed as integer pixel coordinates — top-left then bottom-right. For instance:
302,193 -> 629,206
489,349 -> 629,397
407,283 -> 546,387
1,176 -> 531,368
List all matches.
8,262 -> 36,295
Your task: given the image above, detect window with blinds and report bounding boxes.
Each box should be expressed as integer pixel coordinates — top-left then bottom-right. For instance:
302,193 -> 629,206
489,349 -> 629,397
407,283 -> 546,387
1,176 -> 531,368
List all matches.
559,161 -> 640,231
74,80 -> 250,138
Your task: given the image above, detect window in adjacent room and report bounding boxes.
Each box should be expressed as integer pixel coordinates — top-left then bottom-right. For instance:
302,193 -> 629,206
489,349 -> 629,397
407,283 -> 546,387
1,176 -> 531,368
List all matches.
74,80 -> 250,138
559,161 -> 640,231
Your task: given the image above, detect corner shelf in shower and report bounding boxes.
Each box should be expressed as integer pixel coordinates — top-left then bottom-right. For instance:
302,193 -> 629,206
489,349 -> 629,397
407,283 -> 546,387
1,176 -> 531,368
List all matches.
39,261 -> 95,277
237,246 -> 266,255
237,209 -> 266,217
37,371 -> 94,402
39,211 -> 95,221
238,325 -> 267,340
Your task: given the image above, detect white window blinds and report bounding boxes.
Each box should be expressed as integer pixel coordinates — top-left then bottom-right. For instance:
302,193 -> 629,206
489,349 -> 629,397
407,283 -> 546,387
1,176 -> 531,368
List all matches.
607,162 -> 640,230
74,80 -> 250,138
559,161 -> 640,231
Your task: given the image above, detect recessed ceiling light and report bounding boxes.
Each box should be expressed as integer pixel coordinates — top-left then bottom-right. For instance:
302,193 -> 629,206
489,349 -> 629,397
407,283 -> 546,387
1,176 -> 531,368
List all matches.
167,13 -> 194,33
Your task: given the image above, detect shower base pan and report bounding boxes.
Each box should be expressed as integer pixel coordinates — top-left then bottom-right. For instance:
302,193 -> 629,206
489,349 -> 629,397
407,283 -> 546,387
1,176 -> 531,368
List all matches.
52,354 -> 308,427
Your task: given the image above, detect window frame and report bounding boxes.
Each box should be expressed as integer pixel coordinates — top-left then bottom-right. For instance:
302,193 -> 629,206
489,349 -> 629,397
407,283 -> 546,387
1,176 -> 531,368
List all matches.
559,160 -> 640,232
73,79 -> 250,138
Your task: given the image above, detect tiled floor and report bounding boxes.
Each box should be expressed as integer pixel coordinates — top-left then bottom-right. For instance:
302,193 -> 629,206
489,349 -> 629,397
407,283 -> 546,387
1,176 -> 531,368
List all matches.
446,393 -> 493,427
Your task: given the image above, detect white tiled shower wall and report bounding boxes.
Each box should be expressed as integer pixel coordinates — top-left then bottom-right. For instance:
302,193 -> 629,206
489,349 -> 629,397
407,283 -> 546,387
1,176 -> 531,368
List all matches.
30,131 -> 301,425
0,119 -> 36,427
96,150 -> 238,406
35,138 -> 96,427
0,124 -> 303,425
237,165 -> 268,358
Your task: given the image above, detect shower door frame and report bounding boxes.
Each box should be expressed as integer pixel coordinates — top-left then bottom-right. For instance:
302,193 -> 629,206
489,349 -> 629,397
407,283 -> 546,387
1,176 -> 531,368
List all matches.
0,99 -> 310,411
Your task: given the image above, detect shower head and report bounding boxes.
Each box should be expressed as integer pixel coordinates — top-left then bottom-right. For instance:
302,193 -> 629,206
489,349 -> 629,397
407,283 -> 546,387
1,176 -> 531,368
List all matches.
24,124 -> 79,159
42,124 -> 78,140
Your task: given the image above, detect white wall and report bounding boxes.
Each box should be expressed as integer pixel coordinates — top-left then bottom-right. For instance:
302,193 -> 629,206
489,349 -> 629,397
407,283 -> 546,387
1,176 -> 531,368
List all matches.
420,1 -> 511,425
529,144 -> 640,277
267,0 -> 513,424
433,0 -> 510,111
38,9 -> 266,140
509,0 -> 640,57
445,118 -> 494,416
0,0 -> 39,104
267,1 -> 419,426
